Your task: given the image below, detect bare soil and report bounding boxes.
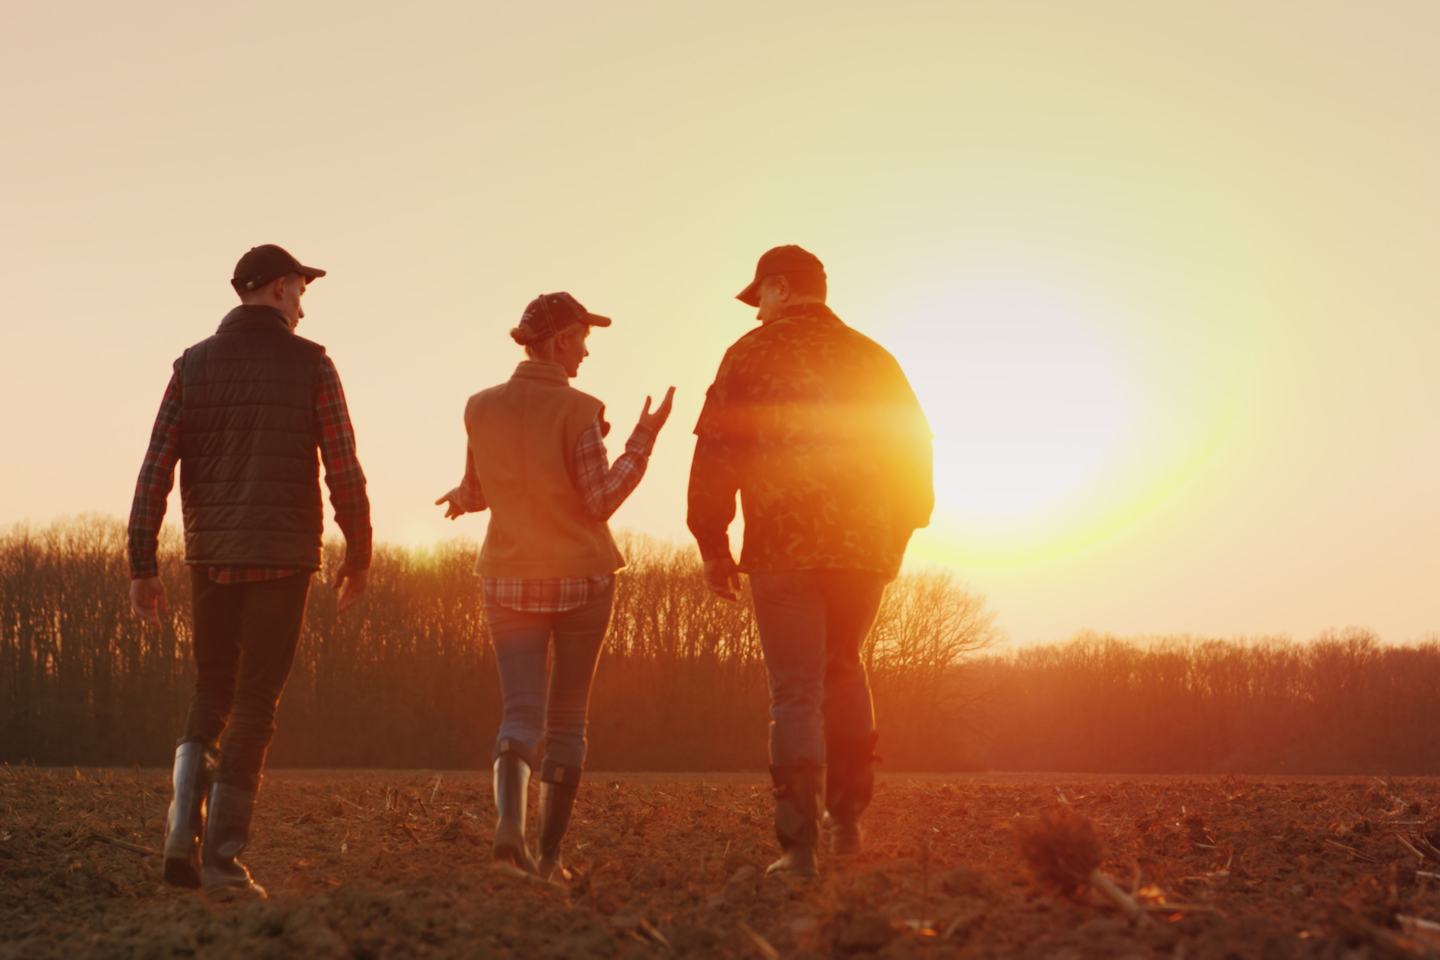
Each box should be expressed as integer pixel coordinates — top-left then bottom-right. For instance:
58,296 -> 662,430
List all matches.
5,769 -> 1440,958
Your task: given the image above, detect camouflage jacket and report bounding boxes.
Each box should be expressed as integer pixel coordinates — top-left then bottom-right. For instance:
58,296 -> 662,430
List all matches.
687,303 -> 933,579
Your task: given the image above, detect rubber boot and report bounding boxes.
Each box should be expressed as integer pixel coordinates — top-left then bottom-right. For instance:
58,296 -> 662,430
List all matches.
493,746 -> 537,873
162,741 -> 213,887
765,764 -> 823,878
826,732 -> 878,856
536,776 -> 580,881
201,783 -> 267,898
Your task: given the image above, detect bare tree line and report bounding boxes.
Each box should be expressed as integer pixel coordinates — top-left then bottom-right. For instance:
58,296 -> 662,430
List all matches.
969,630 -> 1440,773
0,519 -> 992,771
11,519 -> 1432,773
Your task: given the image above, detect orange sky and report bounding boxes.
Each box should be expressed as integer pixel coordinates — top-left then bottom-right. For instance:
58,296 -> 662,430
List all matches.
2,1 -> 1437,645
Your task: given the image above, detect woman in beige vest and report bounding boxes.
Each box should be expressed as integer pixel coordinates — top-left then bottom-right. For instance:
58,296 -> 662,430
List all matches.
436,292 -> 674,878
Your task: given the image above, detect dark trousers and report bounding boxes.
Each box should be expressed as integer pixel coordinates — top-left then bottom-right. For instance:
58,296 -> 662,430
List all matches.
181,568 -> 311,791
749,569 -> 887,768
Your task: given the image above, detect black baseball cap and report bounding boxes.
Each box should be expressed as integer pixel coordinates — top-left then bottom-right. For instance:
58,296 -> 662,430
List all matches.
517,292 -> 612,340
231,244 -> 327,293
736,244 -> 825,306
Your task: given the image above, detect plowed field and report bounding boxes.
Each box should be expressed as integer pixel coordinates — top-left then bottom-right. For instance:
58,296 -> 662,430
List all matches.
5,769 -> 1440,958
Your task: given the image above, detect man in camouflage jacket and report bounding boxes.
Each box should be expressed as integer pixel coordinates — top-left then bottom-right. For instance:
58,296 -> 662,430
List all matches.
688,245 -> 933,876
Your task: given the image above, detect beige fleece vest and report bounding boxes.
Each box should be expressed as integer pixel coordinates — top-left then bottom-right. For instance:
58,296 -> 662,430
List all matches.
465,361 -> 625,578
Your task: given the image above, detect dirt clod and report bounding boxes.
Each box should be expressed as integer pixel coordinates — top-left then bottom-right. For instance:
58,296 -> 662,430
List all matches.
831,910 -> 896,954
941,864 -> 989,897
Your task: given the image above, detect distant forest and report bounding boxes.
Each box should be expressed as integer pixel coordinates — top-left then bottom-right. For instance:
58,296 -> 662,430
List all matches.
3,518 -> 1437,774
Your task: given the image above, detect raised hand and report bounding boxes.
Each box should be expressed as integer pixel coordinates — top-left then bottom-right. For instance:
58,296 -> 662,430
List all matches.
638,386 -> 676,435
435,489 -> 467,520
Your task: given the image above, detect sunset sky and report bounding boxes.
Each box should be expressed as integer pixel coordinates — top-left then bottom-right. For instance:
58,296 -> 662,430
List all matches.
2,1 -> 1437,646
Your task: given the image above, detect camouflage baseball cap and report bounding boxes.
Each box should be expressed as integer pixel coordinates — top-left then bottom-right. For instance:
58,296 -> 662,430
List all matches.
736,245 -> 825,306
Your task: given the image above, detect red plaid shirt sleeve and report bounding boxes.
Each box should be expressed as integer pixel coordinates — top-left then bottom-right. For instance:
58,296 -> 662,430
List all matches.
315,355 -> 372,570
127,370 -> 183,579
573,419 -> 655,522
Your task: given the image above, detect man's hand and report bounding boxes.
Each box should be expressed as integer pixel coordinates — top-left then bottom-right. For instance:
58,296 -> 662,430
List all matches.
637,386 -> 677,435
702,555 -> 742,602
129,576 -> 169,625
334,564 -> 369,612
434,488 -> 467,520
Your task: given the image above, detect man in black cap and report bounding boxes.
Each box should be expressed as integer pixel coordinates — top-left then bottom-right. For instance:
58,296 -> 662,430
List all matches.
127,244 -> 372,897
688,245 -> 933,876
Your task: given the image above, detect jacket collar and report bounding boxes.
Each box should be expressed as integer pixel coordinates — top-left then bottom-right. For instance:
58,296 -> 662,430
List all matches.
511,360 -> 570,384
217,305 -> 292,334
775,302 -> 841,324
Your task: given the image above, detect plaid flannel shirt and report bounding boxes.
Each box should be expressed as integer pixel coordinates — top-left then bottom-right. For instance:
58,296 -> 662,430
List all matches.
127,355 -> 372,583
456,419 -> 654,613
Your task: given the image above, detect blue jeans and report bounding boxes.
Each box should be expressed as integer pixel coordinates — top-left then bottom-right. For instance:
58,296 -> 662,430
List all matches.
749,570 -> 886,767
483,583 -> 614,782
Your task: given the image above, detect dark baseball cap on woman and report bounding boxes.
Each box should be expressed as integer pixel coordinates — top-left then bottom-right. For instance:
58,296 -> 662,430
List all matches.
736,244 -> 825,306
231,244 -> 327,293
517,292 -> 612,340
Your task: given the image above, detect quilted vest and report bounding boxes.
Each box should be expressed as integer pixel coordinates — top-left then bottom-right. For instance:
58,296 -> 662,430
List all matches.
176,305 -> 326,568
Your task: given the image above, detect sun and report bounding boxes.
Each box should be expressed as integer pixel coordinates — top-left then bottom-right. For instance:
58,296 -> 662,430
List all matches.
882,279 -> 1139,560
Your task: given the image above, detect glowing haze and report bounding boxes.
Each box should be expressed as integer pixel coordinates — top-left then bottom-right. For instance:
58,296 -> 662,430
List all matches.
2,2 -> 1437,645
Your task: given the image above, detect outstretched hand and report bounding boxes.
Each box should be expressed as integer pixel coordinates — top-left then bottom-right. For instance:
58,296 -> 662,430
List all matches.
637,386 -> 676,435
434,488 -> 466,520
